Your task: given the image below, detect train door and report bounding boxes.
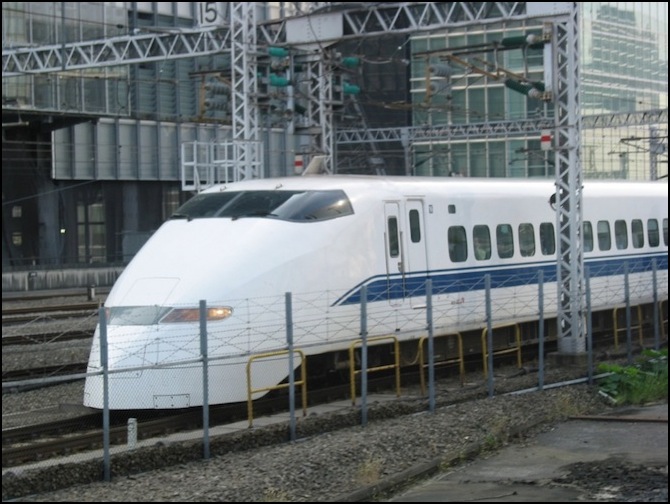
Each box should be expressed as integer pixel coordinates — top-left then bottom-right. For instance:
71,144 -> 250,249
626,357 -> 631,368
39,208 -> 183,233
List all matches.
384,202 -> 404,306
404,199 -> 429,308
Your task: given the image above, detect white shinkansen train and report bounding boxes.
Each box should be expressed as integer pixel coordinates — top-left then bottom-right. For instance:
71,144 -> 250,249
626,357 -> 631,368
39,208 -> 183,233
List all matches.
83,176 -> 668,410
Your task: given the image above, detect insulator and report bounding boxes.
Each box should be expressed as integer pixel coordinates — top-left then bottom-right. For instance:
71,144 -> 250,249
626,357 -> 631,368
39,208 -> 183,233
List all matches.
429,63 -> 452,77
268,47 -> 289,57
204,97 -> 229,110
342,83 -> 360,95
269,74 -> 290,87
204,81 -> 230,94
342,57 -> 360,68
531,81 -> 546,92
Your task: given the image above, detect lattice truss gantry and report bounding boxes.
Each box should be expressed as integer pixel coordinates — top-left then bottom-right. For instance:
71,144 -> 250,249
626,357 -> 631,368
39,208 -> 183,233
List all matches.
5,2 -> 659,350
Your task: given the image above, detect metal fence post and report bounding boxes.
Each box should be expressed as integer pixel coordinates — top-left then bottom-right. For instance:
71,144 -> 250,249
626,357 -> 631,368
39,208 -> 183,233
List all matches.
200,300 -> 210,459
99,307 -> 110,482
426,279 -> 435,413
286,292 -> 297,441
360,285 -> 368,427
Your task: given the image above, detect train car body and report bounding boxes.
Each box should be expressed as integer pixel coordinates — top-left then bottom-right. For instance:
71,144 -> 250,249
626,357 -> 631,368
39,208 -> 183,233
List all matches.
83,176 -> 668,409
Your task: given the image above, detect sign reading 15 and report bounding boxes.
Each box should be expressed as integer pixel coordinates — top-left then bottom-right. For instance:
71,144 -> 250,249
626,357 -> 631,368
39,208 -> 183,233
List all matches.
199,2 -> 223,26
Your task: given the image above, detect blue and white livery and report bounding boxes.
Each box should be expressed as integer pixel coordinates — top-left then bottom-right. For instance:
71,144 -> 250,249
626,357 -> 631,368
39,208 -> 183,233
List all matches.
84,175 -> 668,409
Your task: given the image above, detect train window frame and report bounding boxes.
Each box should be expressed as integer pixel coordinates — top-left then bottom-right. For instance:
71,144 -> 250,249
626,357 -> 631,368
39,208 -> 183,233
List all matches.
614,219 -> 628,250
496,224 -> 514,259
540,222 -> 556,255
387,217 -> 400,258
472,225 -> 491,261
647,218 -> 660,247
448,225 -> 467,263
518,223 -> 535,257
583,221 -> 594,252
597,220 -> 611,251
631,219 -> 644,248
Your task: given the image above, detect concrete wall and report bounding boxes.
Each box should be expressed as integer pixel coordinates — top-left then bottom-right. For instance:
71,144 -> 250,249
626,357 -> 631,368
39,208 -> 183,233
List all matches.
2,267 -> 124,292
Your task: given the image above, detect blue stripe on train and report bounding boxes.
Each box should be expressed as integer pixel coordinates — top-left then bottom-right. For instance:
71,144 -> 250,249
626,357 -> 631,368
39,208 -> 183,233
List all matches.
333,253 -> 669,306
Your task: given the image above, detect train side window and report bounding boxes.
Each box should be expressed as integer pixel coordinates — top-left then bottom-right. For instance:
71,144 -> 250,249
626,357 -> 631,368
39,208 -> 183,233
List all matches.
519,223 -> 535,257
664,219 -> 668,246
496,224 -> 514,259
583,221 -> 594,252
472,225 -> 491,260
409,209 -> 421,243
448,226 -> 467,263
647,219 -> 660,247
387,217 -> 400,258
631,219 -> 644,248
597,220 -> 611,251
614,220 -> 628,250
540,222 -> 556,255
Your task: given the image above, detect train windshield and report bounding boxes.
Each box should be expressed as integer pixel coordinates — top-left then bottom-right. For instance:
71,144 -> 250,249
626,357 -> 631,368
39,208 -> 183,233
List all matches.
169,190 -> 354,222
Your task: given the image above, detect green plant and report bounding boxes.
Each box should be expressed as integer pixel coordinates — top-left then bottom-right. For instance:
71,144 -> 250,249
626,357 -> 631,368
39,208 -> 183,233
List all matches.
597,348 -> 668,405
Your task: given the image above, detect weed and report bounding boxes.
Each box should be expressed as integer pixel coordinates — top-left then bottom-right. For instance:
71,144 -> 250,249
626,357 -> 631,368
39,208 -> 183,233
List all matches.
483,433 -> 499,450
262,487 -> 290,501
548,389 -> 586,419
597,348 -> 668,405
357,456 -> 384,485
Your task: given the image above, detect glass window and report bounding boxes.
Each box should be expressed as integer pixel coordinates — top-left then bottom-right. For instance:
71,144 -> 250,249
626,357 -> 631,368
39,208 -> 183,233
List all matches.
631,219 -> 644,248
664,219 -> 668,246
448,226 -> 467,263
496,224 -> 514,259
170,190 -> 354,222
539,222 -> 555,255
469,88 -> 485,124
519,223 -> 535,257
473,225 -> 491,260
409,209 -> 421,243
470,143 -> 487,177
597,220 -> 611,251
387,217 -> 399,258
77,197 -> 106,264
488,87 -> 505,122
648,219 -> 660,247
583,221 -> 594,252
614,220 -> 628,250
488,141 -> 506,177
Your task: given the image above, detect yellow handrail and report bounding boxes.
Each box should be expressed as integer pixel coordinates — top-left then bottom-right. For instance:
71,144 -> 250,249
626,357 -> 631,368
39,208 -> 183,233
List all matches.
481,323 -> 522,378
417,332 -> 464,396
246,349 -> 307,428
348,336 -> 401,405
612,305 -> 644,349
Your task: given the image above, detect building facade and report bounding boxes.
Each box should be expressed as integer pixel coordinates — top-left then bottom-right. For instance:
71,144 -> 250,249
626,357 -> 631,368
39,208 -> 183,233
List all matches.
2,2 -> 667,270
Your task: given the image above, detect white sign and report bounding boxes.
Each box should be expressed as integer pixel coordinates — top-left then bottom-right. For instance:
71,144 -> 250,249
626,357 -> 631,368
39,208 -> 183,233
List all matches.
198,2 -> 226,27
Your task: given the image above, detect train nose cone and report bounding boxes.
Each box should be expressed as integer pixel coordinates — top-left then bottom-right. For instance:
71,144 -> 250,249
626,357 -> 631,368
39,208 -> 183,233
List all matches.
116,277 -> 181,306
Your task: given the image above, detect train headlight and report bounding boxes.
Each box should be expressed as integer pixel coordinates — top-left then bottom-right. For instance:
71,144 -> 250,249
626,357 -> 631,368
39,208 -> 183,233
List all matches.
160,306 -> 233,323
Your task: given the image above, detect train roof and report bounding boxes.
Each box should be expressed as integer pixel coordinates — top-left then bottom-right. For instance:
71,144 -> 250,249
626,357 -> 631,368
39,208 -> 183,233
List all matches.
205,175 -> 668,199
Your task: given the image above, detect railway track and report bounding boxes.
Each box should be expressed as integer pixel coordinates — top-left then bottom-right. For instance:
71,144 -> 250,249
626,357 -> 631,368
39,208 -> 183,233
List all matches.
2,363 -> 89,384
2,311 -> 663,471
2,302 -> 102,317
1,373 -> 407,468
2,303 -> 101,326
1,330 -> 93,346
